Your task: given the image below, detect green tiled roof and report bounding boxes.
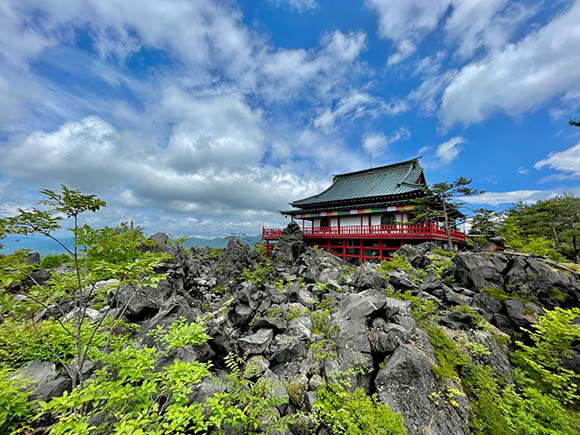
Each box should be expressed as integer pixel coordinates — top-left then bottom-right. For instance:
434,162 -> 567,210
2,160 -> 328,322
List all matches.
291,158 -> 426,207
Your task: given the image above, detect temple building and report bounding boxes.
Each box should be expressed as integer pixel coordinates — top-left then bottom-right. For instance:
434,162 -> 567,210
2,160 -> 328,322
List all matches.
262,158 -> 466,262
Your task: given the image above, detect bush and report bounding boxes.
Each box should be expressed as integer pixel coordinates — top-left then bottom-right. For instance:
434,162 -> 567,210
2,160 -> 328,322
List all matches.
424,325 -> 468,380
0,368 -> 34,434
462,364 -> 578,435
378,254 -> 412,274
39,254 -> 70,269
0,319 -> 77,368
513,306 -> 580,404
241,263 -> 273,285
312,378 -> 407,435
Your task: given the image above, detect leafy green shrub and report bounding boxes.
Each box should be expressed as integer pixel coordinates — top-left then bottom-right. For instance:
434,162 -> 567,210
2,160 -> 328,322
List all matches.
241,263 -> 273,285
310,308 -> 339,337
0,319 -> 78,368
0,368 -> 34,434
464,341 -> 491,357
481,287 -> 511,301
310,339 -> 337,362
385,288 -> 436,324
424,325 -> 468,380
431,248 -> 456,258
285,304 -> 308,321
147,317 -> 210,354
312,377 -> 407,435
513,306 -> 580,404
378,254 -> 412,274
451,305 -> 486,329
462,364 -> 579,435
39,254 -> 70,269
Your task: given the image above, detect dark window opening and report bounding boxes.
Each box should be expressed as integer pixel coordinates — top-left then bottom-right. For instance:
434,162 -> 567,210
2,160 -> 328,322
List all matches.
381,214 -> 396,225
320,217 -> 329,227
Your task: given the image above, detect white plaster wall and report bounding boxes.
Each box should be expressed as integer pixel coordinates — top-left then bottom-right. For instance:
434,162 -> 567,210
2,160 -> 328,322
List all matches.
338,215 -> 361,226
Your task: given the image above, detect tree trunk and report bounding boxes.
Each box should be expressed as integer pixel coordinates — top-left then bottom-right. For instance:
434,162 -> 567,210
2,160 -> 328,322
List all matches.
443,202 -> 452,250
573,234 -> 579,264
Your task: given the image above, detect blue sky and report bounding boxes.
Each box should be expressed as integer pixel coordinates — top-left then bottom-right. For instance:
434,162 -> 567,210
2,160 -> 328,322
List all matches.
0,0 -> 579,238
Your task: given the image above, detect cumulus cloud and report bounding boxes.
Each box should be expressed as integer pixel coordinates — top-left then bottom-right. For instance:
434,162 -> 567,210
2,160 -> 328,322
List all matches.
365,0 -> 450,64
362,128 -> 411,155
440,1 -> 580,126
462,190 -> 550,205
269,0 -> 318,12
436,136 -> 464,164
314,91 -> 407,133
365,0 -> 529,65
534,142 -> 580,177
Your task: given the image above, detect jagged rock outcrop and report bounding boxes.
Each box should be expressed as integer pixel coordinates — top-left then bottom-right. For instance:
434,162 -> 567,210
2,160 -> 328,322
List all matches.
272,221 -> 305,267
16,225 -> 580,435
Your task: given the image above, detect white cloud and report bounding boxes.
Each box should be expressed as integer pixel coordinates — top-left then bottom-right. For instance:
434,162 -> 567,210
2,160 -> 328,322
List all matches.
362,132 -> 387,155
269,0 -> 318,12
517,167 -> 530,175
462,190 -> 550,205
366,0 -> 534,65
314,91 -> 407,133
362,128 -> 411,155
436,136 -> 464,163
440,1 -> 580,126
534,142 -> 580,177
365,0 -> 450,64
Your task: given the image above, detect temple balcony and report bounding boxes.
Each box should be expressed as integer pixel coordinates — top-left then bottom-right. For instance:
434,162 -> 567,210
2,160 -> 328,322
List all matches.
262,222 -> 466,243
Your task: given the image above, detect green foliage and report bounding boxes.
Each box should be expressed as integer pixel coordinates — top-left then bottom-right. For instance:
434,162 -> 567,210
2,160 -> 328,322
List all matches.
285,304 -> 308,321
451,305 -> 486,329
310,339 -> 337,362
462,364 -> 579,435
0,249 -> 37,289
253,242 -> 267,258
39,254 -> 71,269
0,318 -> 132,369
514,307 -> 580,404
378,254 -> 412,274
431,248 -> 456,258
469,208 -> 501,246
0,319 -> 78,368
501,195 -> 579,261
413,176 -> 482,249
310,308 -> 338,336
265,306 -> 283,318
385,288 -> 436,324
147,317 -> 210,353
464,341 -> 491,357
424,325 -> 468,380
42,344 -> 212,435
0,368 -> 34,434
241,262 -> 273,285
312,376 -> 407,435
427,257 -> 453,280
212,354 -> 293,434
481,287 -> 510,301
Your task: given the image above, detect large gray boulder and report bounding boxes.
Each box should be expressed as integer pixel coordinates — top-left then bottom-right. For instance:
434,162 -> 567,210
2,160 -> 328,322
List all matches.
453,253 -> 504,290
272,222 -> 304,266
107,279 -> 173,322
376,344 -> 470,435
10,361 -> 70,402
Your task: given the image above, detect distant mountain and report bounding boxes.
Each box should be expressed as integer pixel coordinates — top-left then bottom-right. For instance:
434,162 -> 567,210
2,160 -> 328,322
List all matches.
1,234 -> 262,255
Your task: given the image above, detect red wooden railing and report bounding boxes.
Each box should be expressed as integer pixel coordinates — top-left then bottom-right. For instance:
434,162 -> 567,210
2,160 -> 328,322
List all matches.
262,223 -> 466,242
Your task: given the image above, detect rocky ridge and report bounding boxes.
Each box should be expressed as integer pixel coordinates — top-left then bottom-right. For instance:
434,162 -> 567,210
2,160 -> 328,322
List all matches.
12,221 -> 580,434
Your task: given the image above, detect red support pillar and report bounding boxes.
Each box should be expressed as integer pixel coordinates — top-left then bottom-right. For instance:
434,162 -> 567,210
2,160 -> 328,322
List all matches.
360,239 -> 364,263
327,239 -> 331,255
342,241 -> 346,261
379,239 -> 383,260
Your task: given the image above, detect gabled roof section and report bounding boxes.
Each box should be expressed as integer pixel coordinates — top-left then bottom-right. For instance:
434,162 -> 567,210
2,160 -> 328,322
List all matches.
291,158 -> 426,207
